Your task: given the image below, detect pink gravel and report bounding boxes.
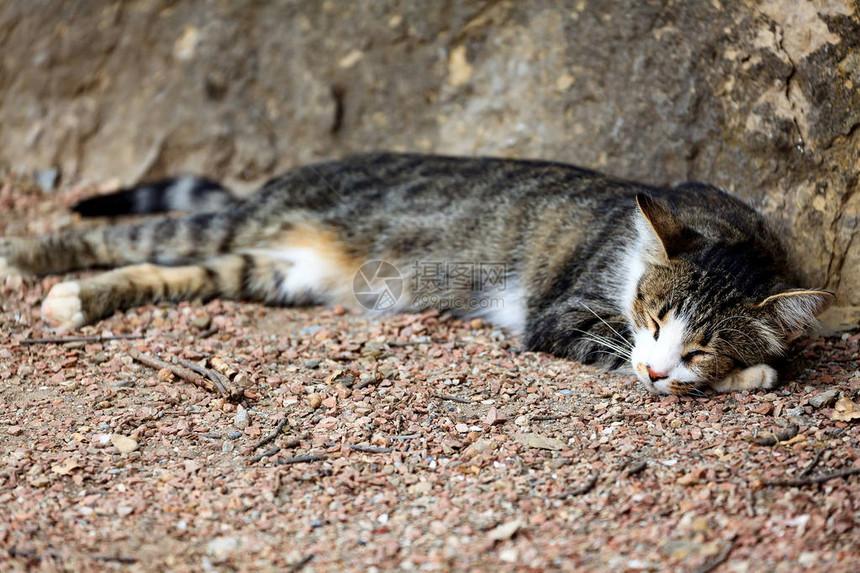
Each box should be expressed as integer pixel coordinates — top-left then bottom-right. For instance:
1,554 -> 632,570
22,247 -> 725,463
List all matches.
0,179 -> 859,572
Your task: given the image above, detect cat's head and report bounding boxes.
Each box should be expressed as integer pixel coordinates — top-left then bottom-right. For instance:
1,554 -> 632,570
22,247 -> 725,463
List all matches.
627,193 -> 834,395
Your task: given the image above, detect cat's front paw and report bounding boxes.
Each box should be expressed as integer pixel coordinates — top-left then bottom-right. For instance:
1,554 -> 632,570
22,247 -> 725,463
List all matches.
712,364 -> 778,393
41,281 -> 86,333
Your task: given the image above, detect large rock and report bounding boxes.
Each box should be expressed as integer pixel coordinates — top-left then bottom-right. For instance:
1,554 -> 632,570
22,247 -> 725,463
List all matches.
0,1 -> 857,322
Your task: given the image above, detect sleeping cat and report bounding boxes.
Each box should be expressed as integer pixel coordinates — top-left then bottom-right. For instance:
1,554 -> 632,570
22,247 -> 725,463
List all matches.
0,153 -> 833,395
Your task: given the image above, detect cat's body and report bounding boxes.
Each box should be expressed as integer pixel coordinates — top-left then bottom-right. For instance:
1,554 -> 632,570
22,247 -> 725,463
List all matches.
0,153 -> 833,394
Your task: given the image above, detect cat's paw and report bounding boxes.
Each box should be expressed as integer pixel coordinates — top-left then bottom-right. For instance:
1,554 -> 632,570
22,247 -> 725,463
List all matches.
41,281 -> 86,332
713,364 -> 778,393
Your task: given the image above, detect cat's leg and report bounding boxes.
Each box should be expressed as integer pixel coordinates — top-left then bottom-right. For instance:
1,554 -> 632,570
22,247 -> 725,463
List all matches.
711,364 -> 778,393
40,250 -> 354,332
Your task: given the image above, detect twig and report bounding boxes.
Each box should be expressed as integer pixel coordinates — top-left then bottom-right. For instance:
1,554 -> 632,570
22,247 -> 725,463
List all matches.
177,358 -> 229,396
288,554 -> 314,572
249,447 -> 281,463
624,460 -> 647,477
694,535 -> 736,573
274,453 -> 327,465
20,334 -> 143,345
388,433 -> 422,441
129,348 -> 235,400
531,413 -> 571,421
348,444 -> 393,453
763,466 -> 860,487
433,393 -> 471,404
558,473 -> 599,498
251,417 -> 288,451
209,356 -> 238,379
799,447 -> 828,479
746,424 -> 798,446
197,326 -> 219,339
91,554 -> 138,564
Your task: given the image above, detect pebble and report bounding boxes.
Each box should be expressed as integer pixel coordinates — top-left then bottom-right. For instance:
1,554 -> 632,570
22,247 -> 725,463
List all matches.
222,441 -> 234,453
228,431 -> 242,440
111,434 -> 140,454
809,390 -> 839,409
306,393 -> 323,409
233,407 -> 249,430
112,380 -> 135,389
191,314 -> 212,329
7,426 -> 22,436
206,536 -> 239,558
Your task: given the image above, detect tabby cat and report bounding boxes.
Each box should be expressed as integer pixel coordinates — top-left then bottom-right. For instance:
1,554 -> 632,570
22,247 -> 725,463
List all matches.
0,153 -> 833,394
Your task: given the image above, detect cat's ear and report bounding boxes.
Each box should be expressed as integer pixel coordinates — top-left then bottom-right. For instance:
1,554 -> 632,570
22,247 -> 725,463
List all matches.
756,289 -> 836,340
635,193 -> 691,260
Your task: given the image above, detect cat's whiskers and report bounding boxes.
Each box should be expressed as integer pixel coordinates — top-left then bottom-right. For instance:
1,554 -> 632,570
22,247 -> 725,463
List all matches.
572,329 -> 632,359
578,302 -> 633,350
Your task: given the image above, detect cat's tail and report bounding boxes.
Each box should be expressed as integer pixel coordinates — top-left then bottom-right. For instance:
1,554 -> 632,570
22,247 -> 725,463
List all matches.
73,176 -> 235,217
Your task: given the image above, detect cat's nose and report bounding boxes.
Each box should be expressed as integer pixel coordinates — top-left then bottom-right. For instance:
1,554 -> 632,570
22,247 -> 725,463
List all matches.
646,365 -> 669,382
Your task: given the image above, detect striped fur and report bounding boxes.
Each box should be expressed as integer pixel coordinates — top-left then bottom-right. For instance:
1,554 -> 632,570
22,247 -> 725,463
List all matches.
0,153 -> 834,394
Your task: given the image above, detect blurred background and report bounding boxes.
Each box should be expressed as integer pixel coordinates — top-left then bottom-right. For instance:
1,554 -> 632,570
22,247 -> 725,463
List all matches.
0,0 -> 857,322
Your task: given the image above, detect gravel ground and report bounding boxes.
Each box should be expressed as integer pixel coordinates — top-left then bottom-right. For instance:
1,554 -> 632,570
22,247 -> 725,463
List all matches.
1,179 -> 859,572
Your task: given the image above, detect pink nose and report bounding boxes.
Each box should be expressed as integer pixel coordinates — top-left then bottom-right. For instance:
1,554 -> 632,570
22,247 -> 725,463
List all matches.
646,366 -> 669,382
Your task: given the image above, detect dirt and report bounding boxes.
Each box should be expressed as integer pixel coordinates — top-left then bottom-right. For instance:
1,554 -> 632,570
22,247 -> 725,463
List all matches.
1,180 -> 859,572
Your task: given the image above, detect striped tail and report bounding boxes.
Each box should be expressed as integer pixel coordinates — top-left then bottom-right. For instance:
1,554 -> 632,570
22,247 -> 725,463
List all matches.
72,176 -> 235,217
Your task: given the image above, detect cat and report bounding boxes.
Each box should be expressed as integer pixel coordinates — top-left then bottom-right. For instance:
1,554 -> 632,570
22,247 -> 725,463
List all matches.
0,152 -> 833,395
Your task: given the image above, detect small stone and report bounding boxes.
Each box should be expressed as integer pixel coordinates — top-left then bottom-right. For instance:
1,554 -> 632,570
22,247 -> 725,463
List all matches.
322,396 -> 337,409
234,407 -> 249,430
306,393 -> 322,409
676,473 -> 700,486
753,403 -> 774,416
222,441 -> 234,453
809,390 -> 839,409
206,536 -> 240,558
191,314 -> 212,330
112,380 -> 135,389
484,407 -> 506,426
302,360 -> 321,369
512,432 -> 566,451
514,415 -> 529,427
470,318 -> 483,329
34,168 -> 59,192
157,368 -> 174,382
488,519 -> 522,541
7,425 -> 22,436
228,431 -> 242,440
111,434 -> 139,454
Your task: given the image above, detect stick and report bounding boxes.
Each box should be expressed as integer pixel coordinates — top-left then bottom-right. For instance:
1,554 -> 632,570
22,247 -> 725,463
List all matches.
746,424 -> 798,446
129,348 -> 232,399
531,413 -> 571,421
558,473 -> 599,498
433,393 -> 471,404
763,466 -> 860,487
348,444 -> 393,453
694,536 -> 736,573
177,358 -> 229,396
210,356 -> 238,379
274,454 -> 327,465
250,417 -> 288,451
288,554 -> 314,572
388,433 -> 422,441
20,334 -> 143,345
249,447 -> 281,463
624,460 -> 647,476
91,554 -> 138,564
798,448 -> 828,479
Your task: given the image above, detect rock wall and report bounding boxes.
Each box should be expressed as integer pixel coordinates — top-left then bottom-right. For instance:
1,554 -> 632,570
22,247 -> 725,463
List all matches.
0,0 -> 857,322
